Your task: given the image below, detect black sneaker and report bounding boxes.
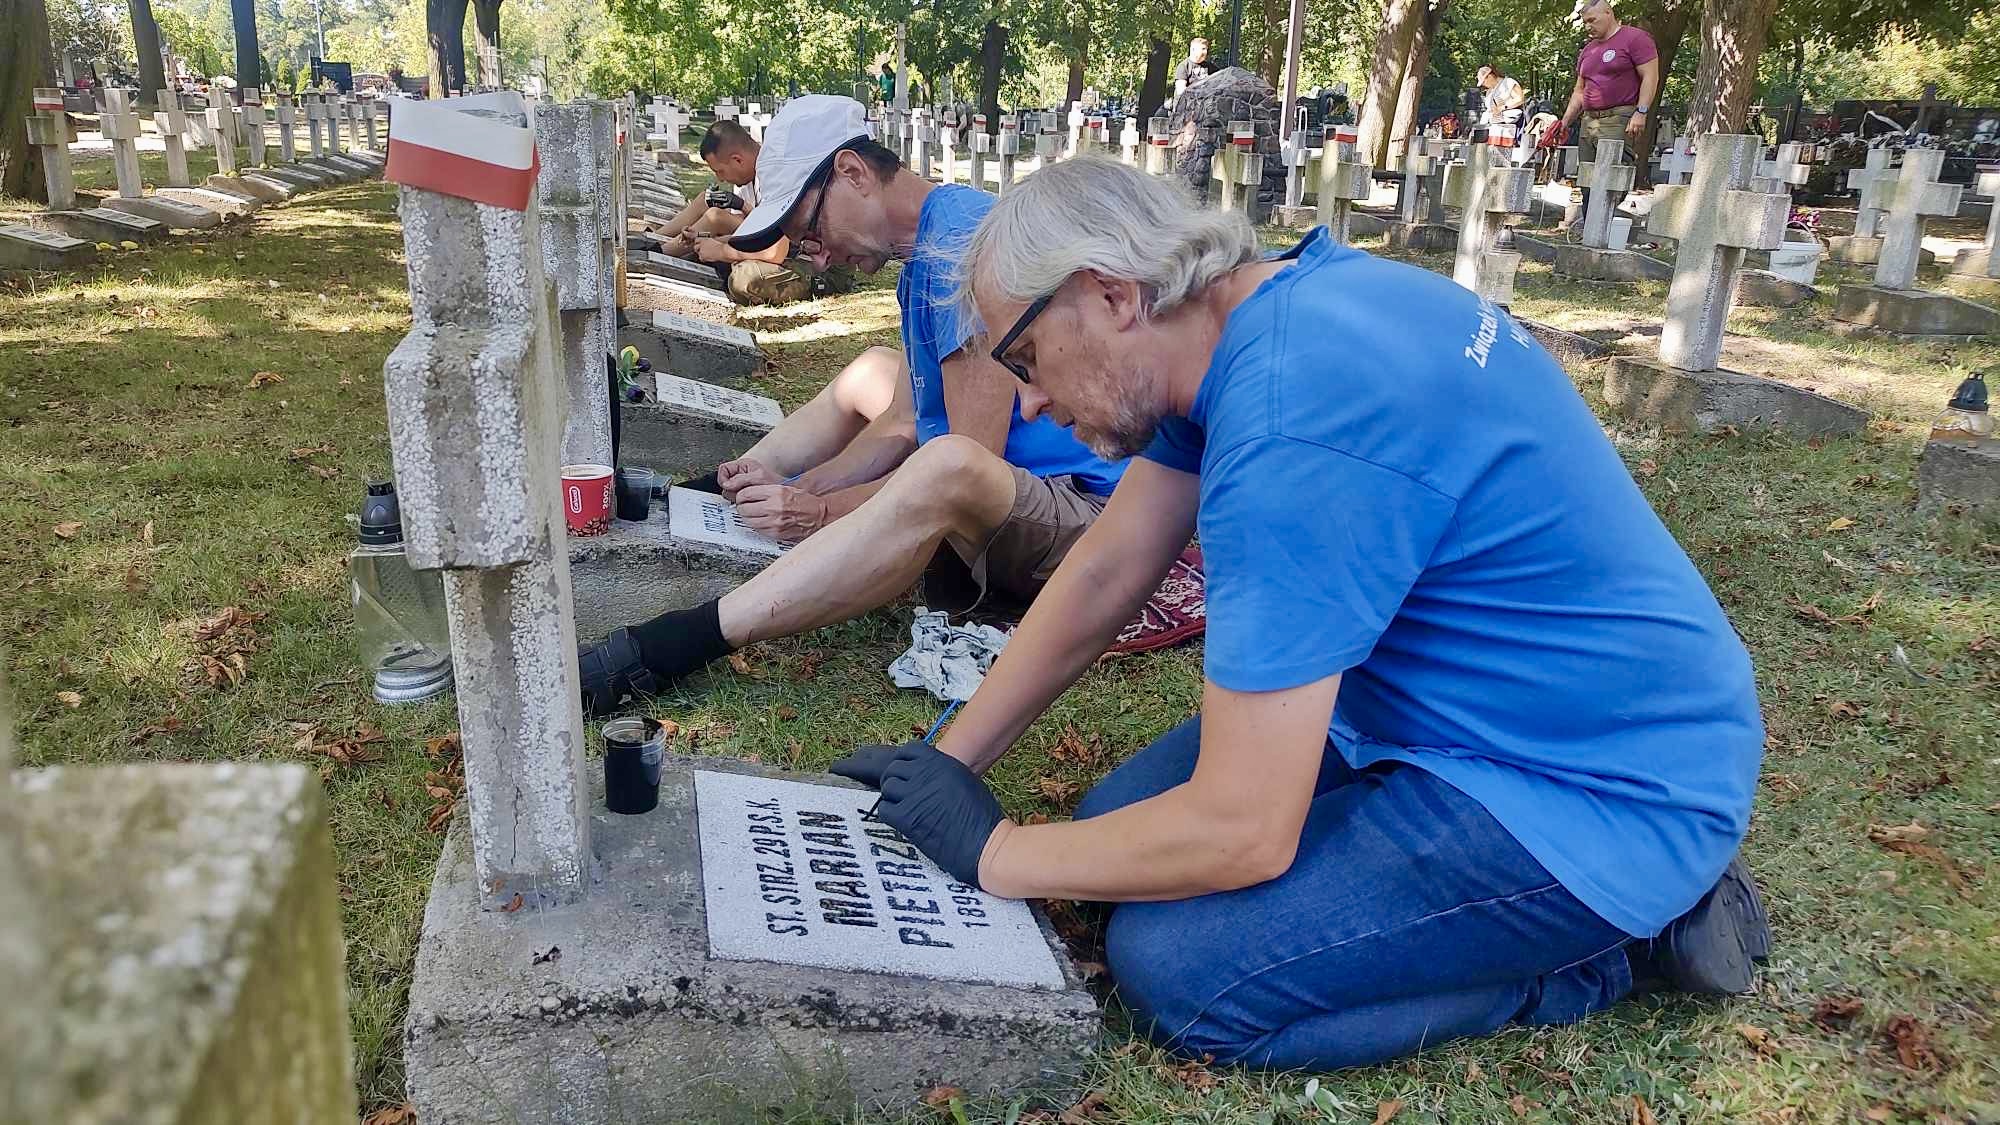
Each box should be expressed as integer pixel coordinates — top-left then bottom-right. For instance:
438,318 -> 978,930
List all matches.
1626,857 -> 1771,996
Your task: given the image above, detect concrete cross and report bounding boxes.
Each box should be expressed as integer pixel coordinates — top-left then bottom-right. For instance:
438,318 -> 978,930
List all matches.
362,99 -> 382,152
713,100 -> 738,122
1120,116 -> 1140,166
1577,138 -> 1636,248
1967,170 -> 2000,280
1441,131 -> 1533,302
1846,147 -> 1895,239
912,108 -> 934,180
1316,137 -> 1373,245
1658,136 -> 1697,186
206,93 -> 239,176
1034,112 -> 1063,170
1751,142 -> 1812,195
938,108 -> 958,185
275,94 -> 298,162
1067,101 -> 1086,157
1145,116 -> 1172,177
535,99 -> 620,467
968,113 -> 990,189
24,89 -> 75,210
1872,147 -> 1962,290
1212,120 -> 1263,218
98,87 -> 145,199
241,90 -> 267,167
1282,124 -> 1312,208
152,87 -> 193,186
381,95 -> 594,911
1395,138 -> 1441,224
305,93 -> 326,158
1643,133 -> 1790,372
996,113 -> 1020,193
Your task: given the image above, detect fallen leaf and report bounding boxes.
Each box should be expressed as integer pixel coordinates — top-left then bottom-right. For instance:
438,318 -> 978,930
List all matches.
1811,995 -> 1864,1031
501,892 -> 525,913
1036,776 -> 1080,803
1882,1014 -> 1940,1070
141,521 -> 154,546
1057,1088 -> 1108,1124
1073,959 -> 1107,981
1736,1023 -> 1775,1053
1871,837 -> 1974,897
1630,1094 -> 1658,1125
425,731 -> 463,760
1169,1054 -> 1218,1093
1868,822 -> 1930,844
54,690 -> 83,708
1861,1106 -> 1892,1122
1826,516 -> 1855,531
1375,1098 -> 1404,1124
1635,458 -> 1659,477
361,1106 -> 416,1125
193,605 -> 266,643
1510,1094 -> 1531,1118
248,370 -> 285,388
288,444 -> 336,460
54,521 -> 83,539
775,705 -> 798,721
727,651 -> 756,677
307,464 -> 340,480
1465,1059 -> 1483,1082
920,1085 -> 963,1109
129,717 -> 183,745
1048,725 -> 1102,765
1828,699 -> 1863,720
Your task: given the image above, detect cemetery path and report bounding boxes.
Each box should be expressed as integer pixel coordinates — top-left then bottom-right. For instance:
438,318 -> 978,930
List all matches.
0,172 -> 1993,1123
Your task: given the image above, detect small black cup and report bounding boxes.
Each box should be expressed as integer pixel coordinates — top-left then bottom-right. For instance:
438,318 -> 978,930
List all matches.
603,717 -> 663,814
615,467 -> 655,522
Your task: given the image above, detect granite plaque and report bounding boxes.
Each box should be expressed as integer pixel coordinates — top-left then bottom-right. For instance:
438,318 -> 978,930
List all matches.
652,308 -> 754,348
693,769 -> 1066,989
666,485 -> 786,557
655,373 -> 783,427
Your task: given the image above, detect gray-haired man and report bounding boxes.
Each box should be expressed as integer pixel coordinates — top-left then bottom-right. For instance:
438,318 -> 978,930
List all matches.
830,157 -> 1771,1069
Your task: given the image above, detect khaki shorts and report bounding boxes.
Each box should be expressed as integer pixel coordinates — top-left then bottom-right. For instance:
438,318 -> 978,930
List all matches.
922,467 -> 1110,618
1578,106 -> 1636,161
727,259 -> 812,306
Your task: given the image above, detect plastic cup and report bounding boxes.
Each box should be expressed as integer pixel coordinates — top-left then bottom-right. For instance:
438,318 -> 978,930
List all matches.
603,717 -> 664,815
561,464 -> 614,536
616,466 -> 655,522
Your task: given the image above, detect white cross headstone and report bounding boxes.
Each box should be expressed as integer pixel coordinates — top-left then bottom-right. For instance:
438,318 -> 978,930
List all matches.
1282,123 -> 1312,208
152,87 -> 193,186
1659,135 -> 1697,187
1578,139 -> 1636,249
362,99 -> 382,152
1145,115 -> 1172,177
997,113 -> 1020,193
1441,130 -> 1533,303
240,89 -> 267,167
380,92 -> 594,910
1751,142 -> 1811,195
536,99 -> 620,467
305,93 -> 327,158
1120,116 -> 1140,166
1066,101 -> 1086,158
1846,147 -> 1895,239
1872,148 -> 1962,291
1316,135 -> 1373,245
1643,133 -> 1790,371
1034,113 -> 1063,171
1211,120 -> 1262,218
98,87 -> 145,199
912,107 -> 934,180
275,94 -> 298,162
205,91 -> 238,176
937,107 -> 958,185
1395,138 -> 1442,225
1954,170 -> 2000,281
24,89 -> 75,210
968,112 -> 989,189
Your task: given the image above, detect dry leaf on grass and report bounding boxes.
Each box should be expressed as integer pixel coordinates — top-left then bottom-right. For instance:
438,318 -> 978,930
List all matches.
1048,725 -> 1103,765
248,370 -> 285,388
920,1085 -> 963,1109
1882,1014 -> 1940,1070
1634,458 -> 1658,477
1811,995 -> 1864,1031
288,444 -> 336,459
1629,1094 -> 1658,1125
54,690 -> 83,707
1510,1094 -> 1532,1118
193,605 -> 266,643
1861,1105 -> 1893,1121
1036,776 -> 1080,803
1375,1098 -> 1404,1124
1168,1055 -> 1218,1093
54,521 -> 84,539
1868,822 -> 1930,844
1466,1059 -> 1483,1082
1057,1089 -> 1108,1123
727,651 -> 757,677
1827,699 -> 1863,720
1867,827 -> 1975,896
197,652 -> 250,688
1825,516 -> 1855,531
425,731 -> 462,760
361,1105 -> 416,1125
1736,1023 -> 1775,1053
307,464 -> 340,480
129,717 -> 183,745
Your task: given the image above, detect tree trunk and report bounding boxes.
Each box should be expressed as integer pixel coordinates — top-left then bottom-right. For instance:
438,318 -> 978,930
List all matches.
427,0 -> 470,95
230,0 -> 259,95
978,20 -> 1006,125
472,0 -> 502,89
129,0 -> 165,108
1136,37 -> 1169,125
1389,0 -> 1442,156
1258,0 -> 1282,88
1685,0 -> 1777,136
2,0 -> 56,201
1356,0 -> 1423,167
1628,0 -> 1695,187
1064,22 -> 1086,107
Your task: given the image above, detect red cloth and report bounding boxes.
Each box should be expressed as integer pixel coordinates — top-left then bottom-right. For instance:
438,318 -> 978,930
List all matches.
1576,24 -> 1657,111
1105,546 -> 1207,656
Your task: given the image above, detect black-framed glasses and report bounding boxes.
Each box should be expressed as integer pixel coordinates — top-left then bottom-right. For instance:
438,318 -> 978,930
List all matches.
989,292 -> 1054,384
795,178 -> 832,258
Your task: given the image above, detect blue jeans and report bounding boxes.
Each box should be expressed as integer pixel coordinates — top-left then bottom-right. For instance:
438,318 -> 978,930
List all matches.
1073,716 -> 1634,1070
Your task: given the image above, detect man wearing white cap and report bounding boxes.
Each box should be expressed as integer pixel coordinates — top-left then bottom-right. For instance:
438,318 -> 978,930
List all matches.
578,95 -> 1127,716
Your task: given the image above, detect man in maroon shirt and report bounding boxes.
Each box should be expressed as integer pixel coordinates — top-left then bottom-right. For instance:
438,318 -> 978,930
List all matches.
1558,0 -> 1659,160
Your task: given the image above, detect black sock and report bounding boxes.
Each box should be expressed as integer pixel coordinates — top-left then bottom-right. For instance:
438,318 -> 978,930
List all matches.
682,470 -> 722,495
631,599 -> 731,681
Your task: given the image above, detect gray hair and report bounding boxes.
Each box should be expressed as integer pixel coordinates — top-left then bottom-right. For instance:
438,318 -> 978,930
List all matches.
956,155 -> 1260,328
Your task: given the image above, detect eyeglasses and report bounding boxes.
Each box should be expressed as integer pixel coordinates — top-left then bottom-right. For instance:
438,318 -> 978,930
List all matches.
989,293 -> 1054,384
794,177 -> 832,259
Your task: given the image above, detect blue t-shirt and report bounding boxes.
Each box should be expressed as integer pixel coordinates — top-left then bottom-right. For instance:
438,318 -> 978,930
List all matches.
898,185 -> 1126,496
1143,228 -> 1763,938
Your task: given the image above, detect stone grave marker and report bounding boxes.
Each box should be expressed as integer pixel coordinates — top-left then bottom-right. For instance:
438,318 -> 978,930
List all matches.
1316,134 -> 1372,244
1750,142 -> 1811,195
1605,133 -> 1869,438
24,89 -> 75,211
363,99 -> 383,151
1212,119 -> 1263,220
635,249 -> 730,292
538,99 -> 621,467
1829,147 -> 1897,263
1946,170 -> 2000,293
1387,136 -> 1456,251
938,107 -> 959,185
1554,138 -> 1672,283
1034,112 -> 1063,173
0,223 -> 96,269
98,87 -> 144,200
1275,113 -> 1315,228
1120,115 -> 1140,165
275,94 -> 299,162
241,89 -> 268,166
694,769 -> 1065,988
1144,115 -> 1172,177
1441,129 -> 1532,304
624,308 -> 764,384
1832,149 -> 1996,335
153,87 -> 193,186
620,371 -> 781,481
668,484 -> 786,556
305,93 -> 327,158
33,204 -> 163,243
1917,438 -> 1999,515
997,113 -> 1021,192
1658,135 -> 1697,186
913,107 -> 935,180
206,90 -> 240,176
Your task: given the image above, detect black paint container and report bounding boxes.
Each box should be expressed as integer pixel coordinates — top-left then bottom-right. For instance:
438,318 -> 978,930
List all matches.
603,717 -> 665,814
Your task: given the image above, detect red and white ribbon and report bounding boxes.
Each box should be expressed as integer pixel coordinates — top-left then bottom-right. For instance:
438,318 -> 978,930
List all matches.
33,90 -> 64,113
385,91 -> 539,210
1330,125 -> 1359,145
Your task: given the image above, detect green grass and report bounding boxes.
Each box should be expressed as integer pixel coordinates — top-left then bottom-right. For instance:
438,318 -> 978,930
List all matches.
3,154 -> 1997,1123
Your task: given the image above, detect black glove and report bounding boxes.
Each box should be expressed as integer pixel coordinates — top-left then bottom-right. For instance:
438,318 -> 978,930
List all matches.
831,740 -> 1005,889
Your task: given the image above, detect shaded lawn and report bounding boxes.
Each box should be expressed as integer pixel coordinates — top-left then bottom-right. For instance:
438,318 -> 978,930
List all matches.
1,166 -> 1995,1123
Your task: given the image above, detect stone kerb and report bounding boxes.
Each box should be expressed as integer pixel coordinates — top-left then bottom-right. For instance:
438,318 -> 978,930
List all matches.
380,94 -> 595,914
1605,133 -> 1871,439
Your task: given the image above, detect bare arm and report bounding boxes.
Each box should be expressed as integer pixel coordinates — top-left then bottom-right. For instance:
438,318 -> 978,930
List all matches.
939,346 -> 1016,455
1560,74 -> 1587,127
794,368 -> 917,497
937,459 -> 1200,773
1627,58 -> 1661,139
697,232 -> 793,266
978,672 -> 1340,900
654,194 -> 709,237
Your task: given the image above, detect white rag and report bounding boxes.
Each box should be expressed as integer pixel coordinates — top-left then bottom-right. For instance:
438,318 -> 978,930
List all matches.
888,609 -> 1012,702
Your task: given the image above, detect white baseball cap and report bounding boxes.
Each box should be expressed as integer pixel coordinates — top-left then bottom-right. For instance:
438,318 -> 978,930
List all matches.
728,94 -> 872,253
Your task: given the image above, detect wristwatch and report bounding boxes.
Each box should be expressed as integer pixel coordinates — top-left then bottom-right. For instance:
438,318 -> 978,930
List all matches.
1632,105 -> 1649,116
